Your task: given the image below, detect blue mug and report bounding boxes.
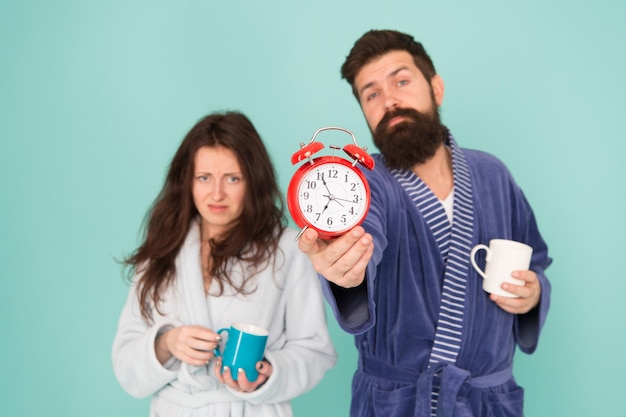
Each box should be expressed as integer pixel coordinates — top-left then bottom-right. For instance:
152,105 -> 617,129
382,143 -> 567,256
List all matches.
216,322 -> 268,382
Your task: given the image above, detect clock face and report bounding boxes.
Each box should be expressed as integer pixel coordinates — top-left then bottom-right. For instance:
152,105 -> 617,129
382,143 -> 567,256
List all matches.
288,158 -> 370,238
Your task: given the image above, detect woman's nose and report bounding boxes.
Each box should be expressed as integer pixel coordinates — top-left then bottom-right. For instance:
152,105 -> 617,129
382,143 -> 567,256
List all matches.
210,182 -> 225,200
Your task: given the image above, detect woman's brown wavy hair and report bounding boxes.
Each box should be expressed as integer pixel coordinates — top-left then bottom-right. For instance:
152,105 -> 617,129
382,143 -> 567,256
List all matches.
124,111 -> 286,322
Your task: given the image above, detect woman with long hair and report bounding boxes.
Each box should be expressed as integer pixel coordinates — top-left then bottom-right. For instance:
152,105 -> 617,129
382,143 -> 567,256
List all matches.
112,111 -> 336,416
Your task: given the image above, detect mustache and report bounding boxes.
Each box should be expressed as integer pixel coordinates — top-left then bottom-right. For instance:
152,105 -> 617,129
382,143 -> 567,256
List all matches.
376,107 -> 432,134
371,104 -> 445,170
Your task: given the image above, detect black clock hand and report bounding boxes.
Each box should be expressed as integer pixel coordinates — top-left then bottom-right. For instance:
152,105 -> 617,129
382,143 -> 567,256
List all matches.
319,176 -> 345,207
320,176 -> 333,196
325,195 -> 356,204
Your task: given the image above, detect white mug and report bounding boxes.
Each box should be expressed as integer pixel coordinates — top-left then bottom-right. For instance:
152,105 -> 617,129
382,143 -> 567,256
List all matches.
470,239 -> 533,298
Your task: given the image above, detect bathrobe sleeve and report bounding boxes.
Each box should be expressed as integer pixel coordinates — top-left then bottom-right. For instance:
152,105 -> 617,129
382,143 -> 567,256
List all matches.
111,279 -> 182,398
512,190 -> 552,353
467,149 -> 553,355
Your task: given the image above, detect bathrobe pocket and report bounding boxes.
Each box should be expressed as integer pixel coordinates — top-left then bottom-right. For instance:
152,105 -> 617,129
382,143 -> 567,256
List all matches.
372,383 -> 417,417
484,385 -> 524,417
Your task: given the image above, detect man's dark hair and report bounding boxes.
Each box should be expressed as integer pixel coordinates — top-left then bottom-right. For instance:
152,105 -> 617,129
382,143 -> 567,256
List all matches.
341,29 -> 437,100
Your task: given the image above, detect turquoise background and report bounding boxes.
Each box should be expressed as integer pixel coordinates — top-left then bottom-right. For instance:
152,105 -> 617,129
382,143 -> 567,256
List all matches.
1,0 -> 624,416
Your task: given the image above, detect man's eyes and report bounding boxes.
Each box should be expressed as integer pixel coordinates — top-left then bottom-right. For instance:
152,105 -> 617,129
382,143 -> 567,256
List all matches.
366,91 -> 379,101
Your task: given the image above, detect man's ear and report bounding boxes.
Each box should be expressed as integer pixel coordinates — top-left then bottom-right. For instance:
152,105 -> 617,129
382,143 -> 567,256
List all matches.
431,74 -> 445,106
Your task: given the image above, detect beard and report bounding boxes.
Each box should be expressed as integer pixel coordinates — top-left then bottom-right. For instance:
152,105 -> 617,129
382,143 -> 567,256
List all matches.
372,105 -> 446,170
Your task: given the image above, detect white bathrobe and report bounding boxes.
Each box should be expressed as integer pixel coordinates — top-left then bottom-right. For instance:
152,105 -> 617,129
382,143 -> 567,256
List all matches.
112,222 -> 337,417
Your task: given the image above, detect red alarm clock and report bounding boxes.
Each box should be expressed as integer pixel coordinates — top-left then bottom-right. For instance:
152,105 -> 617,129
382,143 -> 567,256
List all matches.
287,127 -> 375,240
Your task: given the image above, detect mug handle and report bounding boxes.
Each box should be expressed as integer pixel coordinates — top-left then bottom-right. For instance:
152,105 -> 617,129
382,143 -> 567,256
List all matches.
214,328 -> 229,357
470,244 -> 490,279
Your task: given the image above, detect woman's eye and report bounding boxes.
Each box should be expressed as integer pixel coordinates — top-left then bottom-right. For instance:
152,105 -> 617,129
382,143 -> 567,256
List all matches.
227,176 -> 241,183
397,79 -> 409,87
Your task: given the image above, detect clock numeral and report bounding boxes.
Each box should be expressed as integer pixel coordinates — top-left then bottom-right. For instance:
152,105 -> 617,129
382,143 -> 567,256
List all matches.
306,205 -> 313,213
349,207 -> 355,215
353,194 -> 360,203
327,169 -> 338,179
327,217 -> 333,226
303,191 -> 310,200
350,182 -> 357,191
341,215 -> 347,223
305,180 -> 317,189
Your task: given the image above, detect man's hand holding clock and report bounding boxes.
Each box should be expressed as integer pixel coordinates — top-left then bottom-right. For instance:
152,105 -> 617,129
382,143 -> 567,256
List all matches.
288,127 -> 375,288
298,225 -> 374,288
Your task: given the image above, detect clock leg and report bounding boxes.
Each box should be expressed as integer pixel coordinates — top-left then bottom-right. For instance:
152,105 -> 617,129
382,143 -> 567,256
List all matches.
294,225 -> 309,241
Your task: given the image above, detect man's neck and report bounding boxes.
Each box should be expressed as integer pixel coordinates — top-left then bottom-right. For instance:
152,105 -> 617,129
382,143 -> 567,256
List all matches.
411,144 -> 454,200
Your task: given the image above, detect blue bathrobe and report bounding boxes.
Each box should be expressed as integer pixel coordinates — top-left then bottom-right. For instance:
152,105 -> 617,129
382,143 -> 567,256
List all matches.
320,133 -> 552,417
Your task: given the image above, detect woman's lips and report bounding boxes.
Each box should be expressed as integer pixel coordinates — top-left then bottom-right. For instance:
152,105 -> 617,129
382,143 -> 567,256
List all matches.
208,205 -> 227,213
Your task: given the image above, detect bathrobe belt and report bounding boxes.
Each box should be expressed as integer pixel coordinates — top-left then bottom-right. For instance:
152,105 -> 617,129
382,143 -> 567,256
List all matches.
361,356 -> 513,417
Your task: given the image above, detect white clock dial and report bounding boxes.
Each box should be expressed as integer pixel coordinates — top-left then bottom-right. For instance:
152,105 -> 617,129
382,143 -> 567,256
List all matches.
295,161 -> 369,234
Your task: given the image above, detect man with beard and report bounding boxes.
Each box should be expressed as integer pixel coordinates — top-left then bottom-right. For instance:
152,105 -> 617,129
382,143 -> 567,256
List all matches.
298,30 -> 552,417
